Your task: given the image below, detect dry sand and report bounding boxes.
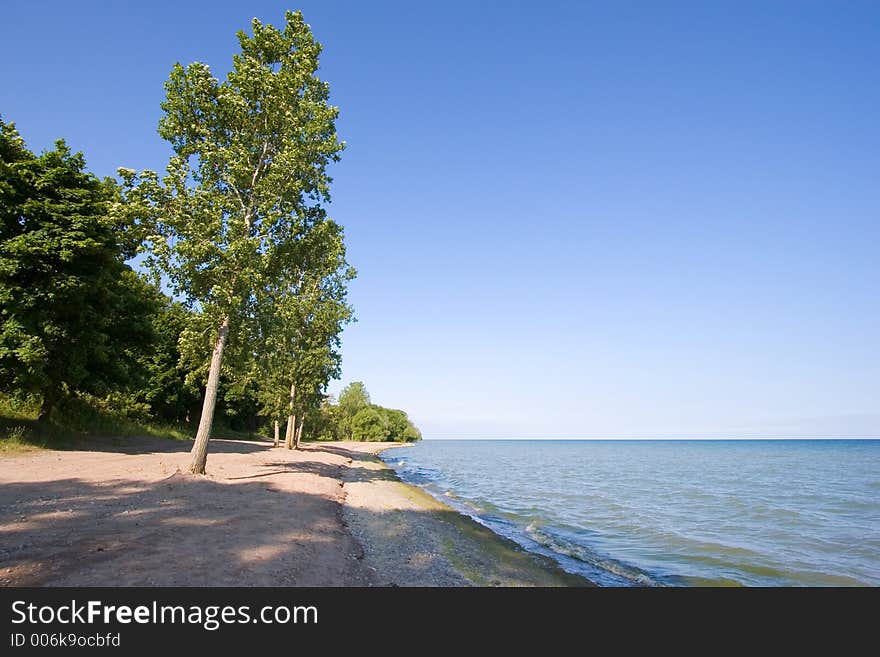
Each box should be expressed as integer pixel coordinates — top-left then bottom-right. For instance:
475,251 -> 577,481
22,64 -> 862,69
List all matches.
0,436 -> 589,587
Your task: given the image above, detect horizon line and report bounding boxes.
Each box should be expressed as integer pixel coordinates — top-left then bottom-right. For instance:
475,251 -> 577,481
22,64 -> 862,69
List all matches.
418,436 -> 880,441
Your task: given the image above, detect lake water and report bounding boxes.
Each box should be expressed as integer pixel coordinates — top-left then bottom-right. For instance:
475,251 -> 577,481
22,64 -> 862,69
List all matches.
380,440 -> 880,586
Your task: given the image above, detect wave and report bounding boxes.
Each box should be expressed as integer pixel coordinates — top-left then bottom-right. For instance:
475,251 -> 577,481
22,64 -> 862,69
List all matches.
522,521 -> 662,586
383,450 -> 661,586
381,442 -> 880,587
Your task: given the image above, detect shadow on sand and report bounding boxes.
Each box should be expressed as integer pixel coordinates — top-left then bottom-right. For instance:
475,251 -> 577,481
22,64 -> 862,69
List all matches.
0,438 -> 589,587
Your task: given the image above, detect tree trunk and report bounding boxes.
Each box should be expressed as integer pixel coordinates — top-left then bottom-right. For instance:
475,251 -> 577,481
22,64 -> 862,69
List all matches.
273,420 -> 279,447
294,417 -> 304,450
38,391 -> 55,423
285,413 -> 295,449
284,382 -> 296,450
188,315 -> 230,474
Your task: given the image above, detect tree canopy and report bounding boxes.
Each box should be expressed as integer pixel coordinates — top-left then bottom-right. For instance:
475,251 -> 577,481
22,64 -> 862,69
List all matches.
118,11 -> 347,472
0,119 -> 157,418
0,12 -> 421,460
332,382 -> 421,442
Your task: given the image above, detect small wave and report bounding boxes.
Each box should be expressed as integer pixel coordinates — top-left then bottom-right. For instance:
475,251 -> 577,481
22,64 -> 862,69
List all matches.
524,524 -> 660,587
380,440 -> 880,586
385,452 -> 663,586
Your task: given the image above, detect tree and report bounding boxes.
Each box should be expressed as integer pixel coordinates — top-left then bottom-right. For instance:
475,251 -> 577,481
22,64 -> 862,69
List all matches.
401,423 -> 422,442
347,405 -> 421,442
338,381 -> 370,412
379,407 -> 422,442
337,381 -> 369,437
327,382 -> 421,442
221,375 -> 262,435
286,258 -> 353,449
350,406 -> 389,442
118,11 -> 344,473
272,380 -> 421,443
249,217 -> 354,449
0,119 -> 156,418
138,299 -> 201,424
306,396 -> 343,441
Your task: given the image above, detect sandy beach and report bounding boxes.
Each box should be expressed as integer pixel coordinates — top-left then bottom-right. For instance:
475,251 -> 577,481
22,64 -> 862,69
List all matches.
0,437 -> 589,587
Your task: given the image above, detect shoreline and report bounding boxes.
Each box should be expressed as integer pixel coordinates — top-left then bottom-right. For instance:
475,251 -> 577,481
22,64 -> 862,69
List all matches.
0,436 -> 591,586
343,443 -> 592,586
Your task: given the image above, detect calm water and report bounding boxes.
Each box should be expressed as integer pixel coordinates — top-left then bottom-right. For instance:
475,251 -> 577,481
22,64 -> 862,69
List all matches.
381,440 -> 880,586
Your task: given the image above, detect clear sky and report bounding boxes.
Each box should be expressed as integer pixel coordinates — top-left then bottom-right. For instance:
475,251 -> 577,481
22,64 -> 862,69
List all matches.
3,1 -> 877,438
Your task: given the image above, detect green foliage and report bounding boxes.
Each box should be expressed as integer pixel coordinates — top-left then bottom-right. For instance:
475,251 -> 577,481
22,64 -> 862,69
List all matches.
350,406 -> 388,441
115,12 -> 350,468
381,407 -> 423,442
116,10 -> 345,371
306,383 -> 421,443
220,374 -> 262,434
338,381 -> 370,417
305,399 -> 343,441
250,216 -> 355,426
0,424 -> 30,453
0,118 -> 158,417
0,16 -> 419,453
0,391 -> 192,454
0,392 -> 40,421
137,300 -> 201,423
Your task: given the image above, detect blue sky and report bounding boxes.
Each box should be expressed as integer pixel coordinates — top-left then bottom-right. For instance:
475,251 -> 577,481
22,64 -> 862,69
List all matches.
3,1 -> 877,438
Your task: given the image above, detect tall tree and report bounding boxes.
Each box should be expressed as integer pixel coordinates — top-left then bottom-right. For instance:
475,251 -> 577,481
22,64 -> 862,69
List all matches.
251,218 -> 354,449
118,11 -> 344,473
0,119 -> 156,418
337,381 -> 370,438
137,298 -> 201,424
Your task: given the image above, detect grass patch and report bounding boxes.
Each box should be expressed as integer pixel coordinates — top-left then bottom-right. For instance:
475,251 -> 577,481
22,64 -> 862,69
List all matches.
210,424 -> 268,442
0,424 -> 47,454
0,393 -> 193,454
0,393 -> 270,455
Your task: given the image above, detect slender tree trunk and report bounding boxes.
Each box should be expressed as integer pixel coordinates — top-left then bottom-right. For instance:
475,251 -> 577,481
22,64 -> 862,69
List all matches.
294,417 -> 304,450
285,413 -> 295,449
189,315 -> 230,474
273,420 -> 280,447
284,382 -> 296,450
38,391 -> 55,423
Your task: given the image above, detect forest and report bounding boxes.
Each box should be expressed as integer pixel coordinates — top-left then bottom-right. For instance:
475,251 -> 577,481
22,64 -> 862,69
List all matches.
0,11 -> 420,471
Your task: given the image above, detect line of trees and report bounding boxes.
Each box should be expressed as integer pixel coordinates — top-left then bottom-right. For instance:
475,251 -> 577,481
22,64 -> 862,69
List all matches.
310,382 -> 421,443
0,11 -> 420,472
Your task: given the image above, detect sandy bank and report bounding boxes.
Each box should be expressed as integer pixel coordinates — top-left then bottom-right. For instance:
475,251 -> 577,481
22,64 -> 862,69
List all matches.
0,436 -> 589,587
